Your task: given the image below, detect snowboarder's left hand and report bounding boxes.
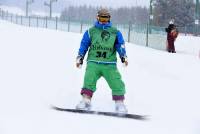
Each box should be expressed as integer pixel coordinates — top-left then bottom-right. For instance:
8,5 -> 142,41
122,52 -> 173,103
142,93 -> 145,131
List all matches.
121,56 -> 128,67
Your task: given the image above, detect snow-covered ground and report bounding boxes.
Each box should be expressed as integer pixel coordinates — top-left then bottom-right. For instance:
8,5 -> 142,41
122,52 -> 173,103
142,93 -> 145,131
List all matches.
0,20 -> 200,134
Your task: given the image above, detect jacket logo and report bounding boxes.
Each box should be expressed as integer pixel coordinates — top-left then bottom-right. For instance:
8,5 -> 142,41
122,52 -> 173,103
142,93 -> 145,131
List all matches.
101,30 -> 110,42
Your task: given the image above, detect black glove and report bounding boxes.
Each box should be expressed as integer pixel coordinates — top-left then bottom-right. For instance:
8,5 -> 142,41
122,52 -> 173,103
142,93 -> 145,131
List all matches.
121,56 -> 127,63
120,56 -> 128,66
76,55 -> 84,68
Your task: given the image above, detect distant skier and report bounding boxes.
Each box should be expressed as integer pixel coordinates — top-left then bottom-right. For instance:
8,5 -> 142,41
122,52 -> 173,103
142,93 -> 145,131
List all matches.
165,19 -> 179,53
75,8 -> 128,113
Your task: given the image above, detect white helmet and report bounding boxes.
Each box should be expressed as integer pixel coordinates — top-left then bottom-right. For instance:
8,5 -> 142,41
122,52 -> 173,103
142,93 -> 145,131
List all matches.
169,19 -> 175,24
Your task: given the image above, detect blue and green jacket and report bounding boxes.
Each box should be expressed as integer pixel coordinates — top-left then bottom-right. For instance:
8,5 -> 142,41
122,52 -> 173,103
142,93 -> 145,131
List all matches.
78,21 -> 127,64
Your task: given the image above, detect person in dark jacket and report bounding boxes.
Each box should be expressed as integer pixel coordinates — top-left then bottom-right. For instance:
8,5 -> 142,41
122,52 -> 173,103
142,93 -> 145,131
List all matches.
165,19 -> 178,53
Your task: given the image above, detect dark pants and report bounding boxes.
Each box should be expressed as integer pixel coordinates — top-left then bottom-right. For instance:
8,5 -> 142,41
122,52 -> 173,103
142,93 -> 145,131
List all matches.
167,34 -> 176,53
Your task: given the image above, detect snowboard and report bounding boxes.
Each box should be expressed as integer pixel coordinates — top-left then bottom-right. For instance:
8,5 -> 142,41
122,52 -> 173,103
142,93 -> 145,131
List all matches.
51,106 -> 147,120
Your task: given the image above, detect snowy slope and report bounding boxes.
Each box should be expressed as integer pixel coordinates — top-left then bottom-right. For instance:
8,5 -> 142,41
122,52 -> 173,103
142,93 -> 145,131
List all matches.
0,20 -> 200,134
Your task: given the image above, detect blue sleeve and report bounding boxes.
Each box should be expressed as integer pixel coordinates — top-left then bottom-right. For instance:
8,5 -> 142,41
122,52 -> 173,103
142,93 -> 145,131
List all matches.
78,30 -> 91,57
115,31 -> 127,57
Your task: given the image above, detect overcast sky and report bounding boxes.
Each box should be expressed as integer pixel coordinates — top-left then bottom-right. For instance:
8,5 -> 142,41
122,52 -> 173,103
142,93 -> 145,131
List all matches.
65,0 -> 150,7
1,0 -> 150,13
2,0 -> 150,8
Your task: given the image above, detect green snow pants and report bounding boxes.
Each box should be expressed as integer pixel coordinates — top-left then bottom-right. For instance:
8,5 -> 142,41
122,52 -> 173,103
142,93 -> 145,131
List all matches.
82,62 -> 126,97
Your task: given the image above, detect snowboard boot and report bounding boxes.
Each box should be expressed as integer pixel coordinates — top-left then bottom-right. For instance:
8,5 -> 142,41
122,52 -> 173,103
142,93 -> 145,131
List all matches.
76,94 -> 91,111
115,101 -> 128,114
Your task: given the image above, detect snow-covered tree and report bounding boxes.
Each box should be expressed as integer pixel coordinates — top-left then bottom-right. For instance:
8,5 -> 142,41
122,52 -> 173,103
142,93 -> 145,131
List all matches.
153,0 -> 195,27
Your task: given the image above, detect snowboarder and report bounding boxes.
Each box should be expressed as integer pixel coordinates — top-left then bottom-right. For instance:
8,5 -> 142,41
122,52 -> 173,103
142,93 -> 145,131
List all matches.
75,8 -> 128,113
165,19 -> 179,53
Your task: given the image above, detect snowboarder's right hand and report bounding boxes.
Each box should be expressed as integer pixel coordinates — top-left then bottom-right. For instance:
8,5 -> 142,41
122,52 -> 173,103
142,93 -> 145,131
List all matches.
76,55 -> 83,68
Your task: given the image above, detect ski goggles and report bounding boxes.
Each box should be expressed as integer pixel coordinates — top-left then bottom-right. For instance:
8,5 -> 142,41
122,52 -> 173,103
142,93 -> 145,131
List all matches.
98,15 -> 110,22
